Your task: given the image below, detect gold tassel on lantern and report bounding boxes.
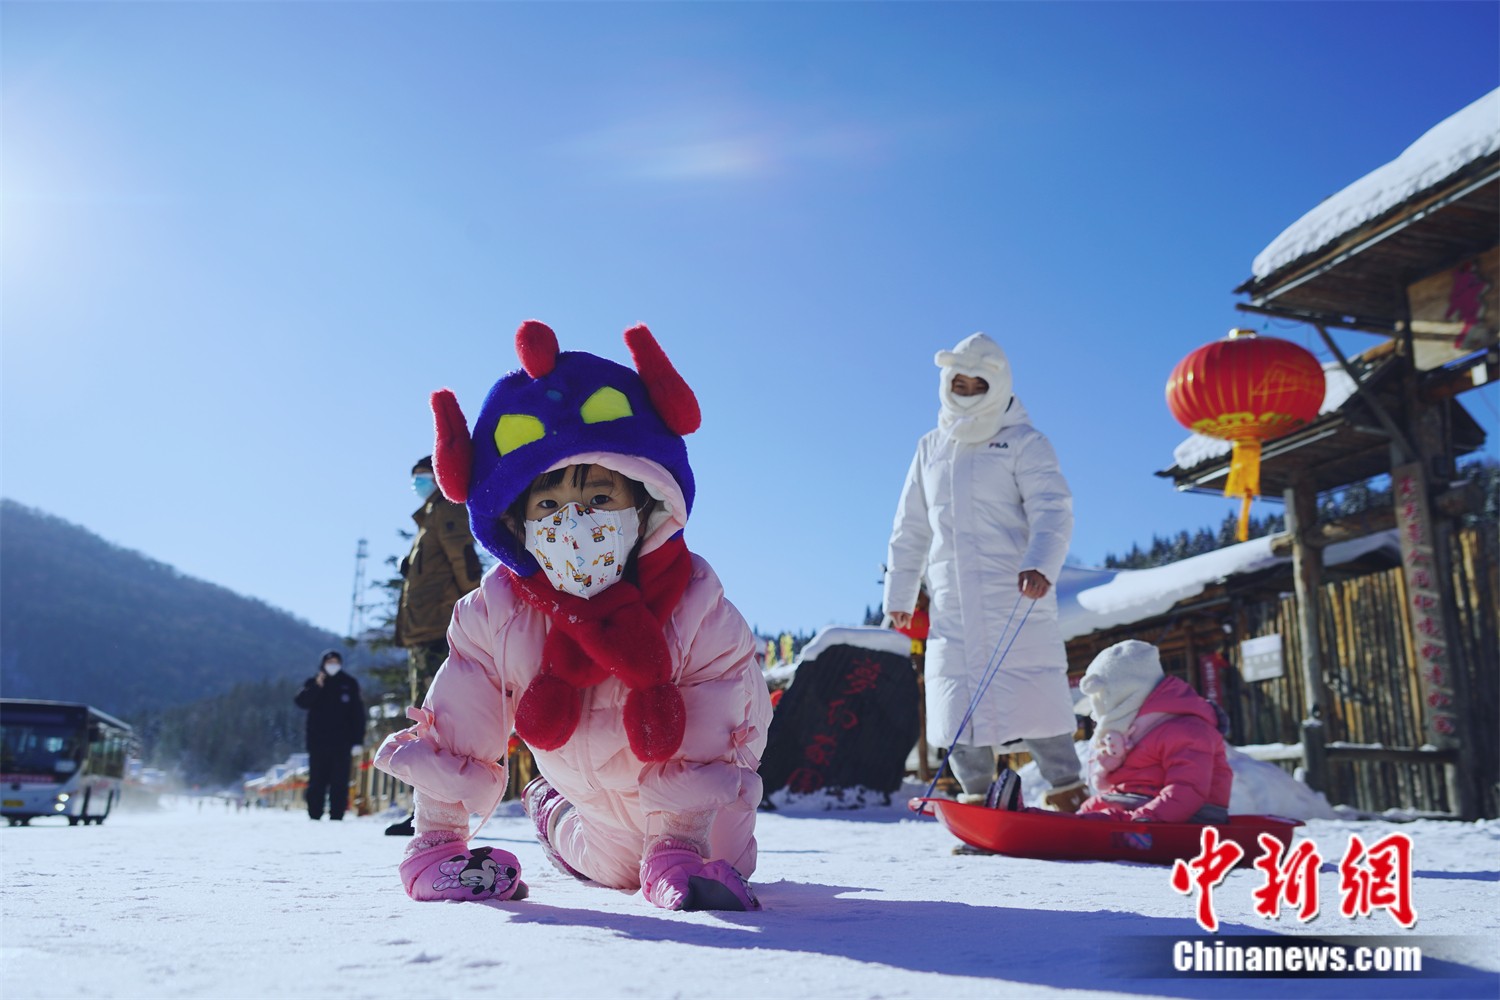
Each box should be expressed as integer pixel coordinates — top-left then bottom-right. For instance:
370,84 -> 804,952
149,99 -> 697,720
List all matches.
1223,439 -> 1261,542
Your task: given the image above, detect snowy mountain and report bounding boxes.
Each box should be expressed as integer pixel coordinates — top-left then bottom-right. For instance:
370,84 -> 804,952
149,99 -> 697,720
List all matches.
0,500 -> 359,718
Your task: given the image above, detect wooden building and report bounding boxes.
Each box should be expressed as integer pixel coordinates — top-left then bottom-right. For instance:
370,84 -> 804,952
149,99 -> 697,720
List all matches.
1057,524 -> 1495,816
1154,88 -> 1498,818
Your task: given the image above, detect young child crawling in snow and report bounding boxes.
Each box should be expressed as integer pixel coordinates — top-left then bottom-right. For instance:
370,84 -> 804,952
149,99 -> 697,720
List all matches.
374,321 -> 771,910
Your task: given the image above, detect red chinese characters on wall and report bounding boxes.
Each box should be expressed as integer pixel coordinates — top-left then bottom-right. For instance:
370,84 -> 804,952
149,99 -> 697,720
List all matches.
784,655 -> 886,795
1445,259 -> 1491,349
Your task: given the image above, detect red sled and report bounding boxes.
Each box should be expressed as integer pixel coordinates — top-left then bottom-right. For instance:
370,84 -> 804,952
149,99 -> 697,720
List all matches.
917,798 -> 1302,866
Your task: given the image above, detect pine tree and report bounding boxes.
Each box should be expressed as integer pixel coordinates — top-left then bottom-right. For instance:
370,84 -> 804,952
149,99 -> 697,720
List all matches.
1103,509 -> 1284,570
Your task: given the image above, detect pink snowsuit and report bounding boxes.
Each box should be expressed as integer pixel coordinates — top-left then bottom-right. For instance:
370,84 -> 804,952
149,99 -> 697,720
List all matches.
1079,675 -> 1232,824
375,454 -> 772,889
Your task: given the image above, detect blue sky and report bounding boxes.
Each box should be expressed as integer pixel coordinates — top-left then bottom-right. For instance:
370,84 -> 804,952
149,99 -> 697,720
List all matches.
3,2 -> 1497,641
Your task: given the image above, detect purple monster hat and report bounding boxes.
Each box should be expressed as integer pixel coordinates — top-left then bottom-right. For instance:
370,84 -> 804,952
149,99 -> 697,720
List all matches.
429,321 -> 701,575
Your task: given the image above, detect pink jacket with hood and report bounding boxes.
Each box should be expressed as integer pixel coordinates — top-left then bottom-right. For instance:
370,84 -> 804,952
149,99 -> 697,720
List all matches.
1078,640 -> 1231,824
374,323 -> 771,889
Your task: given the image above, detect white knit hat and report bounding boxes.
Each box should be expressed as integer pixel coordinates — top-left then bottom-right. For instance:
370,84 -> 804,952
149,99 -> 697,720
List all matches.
1079,640 -> 1164,738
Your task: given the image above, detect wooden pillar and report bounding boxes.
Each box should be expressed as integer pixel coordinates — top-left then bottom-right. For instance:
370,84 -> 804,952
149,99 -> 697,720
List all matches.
1395,397 -> 1481,819
1285,481 -> 1330,793
1231,600 -> 1254,742
1185,626 -> 1200,693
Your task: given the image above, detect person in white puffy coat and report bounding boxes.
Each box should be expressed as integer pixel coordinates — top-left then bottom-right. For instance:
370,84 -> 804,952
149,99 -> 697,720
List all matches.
884,332 -> 1087,812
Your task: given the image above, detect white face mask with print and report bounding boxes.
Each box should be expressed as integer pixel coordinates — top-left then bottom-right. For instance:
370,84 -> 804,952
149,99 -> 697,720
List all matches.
526,503 -> 640,599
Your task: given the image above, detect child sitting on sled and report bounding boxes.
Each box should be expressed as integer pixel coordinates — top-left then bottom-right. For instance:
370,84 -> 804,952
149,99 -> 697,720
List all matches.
986,639 -> 1232,824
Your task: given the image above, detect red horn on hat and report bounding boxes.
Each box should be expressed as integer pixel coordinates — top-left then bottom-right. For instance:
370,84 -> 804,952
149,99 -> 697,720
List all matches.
624,324 -> 700,435
516,320 -> 559,378
430,389 -> 472,502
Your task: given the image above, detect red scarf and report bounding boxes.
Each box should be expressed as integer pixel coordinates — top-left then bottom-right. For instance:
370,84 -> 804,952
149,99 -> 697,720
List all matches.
509,536 -> 693,762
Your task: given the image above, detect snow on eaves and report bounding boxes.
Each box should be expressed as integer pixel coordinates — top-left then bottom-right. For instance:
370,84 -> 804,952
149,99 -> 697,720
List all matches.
1170,361 -> 1356,469
1055,529 -> 1401,641
1056,536 -> 1278,641
1251,87 -> 1500,282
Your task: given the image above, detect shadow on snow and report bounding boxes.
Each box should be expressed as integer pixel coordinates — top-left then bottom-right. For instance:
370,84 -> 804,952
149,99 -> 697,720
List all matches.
479,880 -> 1496,999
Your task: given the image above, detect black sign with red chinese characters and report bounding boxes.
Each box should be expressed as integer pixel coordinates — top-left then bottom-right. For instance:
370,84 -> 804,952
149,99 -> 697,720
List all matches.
758,643 -> 919,799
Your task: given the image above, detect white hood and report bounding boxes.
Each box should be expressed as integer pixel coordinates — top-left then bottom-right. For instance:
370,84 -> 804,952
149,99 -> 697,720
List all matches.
1079,640 -> 1164,738
935,332 -> 1015,443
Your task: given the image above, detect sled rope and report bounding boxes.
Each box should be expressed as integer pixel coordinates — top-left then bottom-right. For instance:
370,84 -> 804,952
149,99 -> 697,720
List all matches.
918,594 -> 1037,802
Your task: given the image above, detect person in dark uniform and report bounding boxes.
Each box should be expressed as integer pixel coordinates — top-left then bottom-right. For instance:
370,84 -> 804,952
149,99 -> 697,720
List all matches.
294,649 -> 364,821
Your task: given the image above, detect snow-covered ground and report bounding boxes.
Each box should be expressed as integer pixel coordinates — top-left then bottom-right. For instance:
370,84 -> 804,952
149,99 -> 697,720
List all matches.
2,792 -> 1495,999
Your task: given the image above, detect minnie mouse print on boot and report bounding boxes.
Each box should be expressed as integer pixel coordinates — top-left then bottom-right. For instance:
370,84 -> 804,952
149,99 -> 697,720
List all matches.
375,321 -> 771,910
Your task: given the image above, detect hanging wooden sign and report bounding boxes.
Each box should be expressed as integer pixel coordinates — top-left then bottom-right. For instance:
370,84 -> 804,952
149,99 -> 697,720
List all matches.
1406,246 -> 1498,370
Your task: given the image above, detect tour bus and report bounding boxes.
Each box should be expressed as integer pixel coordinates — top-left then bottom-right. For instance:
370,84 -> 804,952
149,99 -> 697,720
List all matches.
1,699 -> 134,826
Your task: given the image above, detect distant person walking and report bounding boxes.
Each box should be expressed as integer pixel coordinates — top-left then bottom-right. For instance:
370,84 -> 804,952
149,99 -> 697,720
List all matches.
386,455 -> 484,836
884,332 -> 1087,814
294,649 -> 364,821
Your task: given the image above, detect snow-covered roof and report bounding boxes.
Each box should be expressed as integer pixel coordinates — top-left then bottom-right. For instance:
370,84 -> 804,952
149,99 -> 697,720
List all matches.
1170,360 -> 1356,469
1056,529 -> 1401,641
1251,88 -> 1500,281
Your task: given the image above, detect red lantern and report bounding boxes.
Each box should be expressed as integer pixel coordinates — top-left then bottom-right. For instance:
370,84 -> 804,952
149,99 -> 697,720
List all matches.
1166,329 -> 1325,541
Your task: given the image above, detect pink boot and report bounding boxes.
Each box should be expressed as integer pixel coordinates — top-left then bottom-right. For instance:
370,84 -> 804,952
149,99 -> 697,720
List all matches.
400,833 -> 527,902
521,776 -> 587,880
640,838 -> 760,912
